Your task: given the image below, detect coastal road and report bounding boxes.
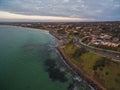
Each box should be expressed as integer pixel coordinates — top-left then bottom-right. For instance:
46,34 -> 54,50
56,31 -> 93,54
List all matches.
73,37 -> 120,62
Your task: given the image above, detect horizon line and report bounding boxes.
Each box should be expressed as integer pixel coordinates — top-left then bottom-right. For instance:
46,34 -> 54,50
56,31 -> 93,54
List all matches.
0,11 -> 95,22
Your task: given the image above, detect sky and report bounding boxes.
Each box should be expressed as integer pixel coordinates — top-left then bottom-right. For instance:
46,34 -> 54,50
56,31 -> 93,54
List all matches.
0,0 -> 120,22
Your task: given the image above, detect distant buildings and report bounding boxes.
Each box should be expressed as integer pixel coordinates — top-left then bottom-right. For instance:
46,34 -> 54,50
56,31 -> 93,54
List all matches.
1,21 -> 120,49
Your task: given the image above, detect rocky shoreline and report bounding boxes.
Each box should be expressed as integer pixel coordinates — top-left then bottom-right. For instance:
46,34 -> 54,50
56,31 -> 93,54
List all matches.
56,46 -> 106,90
49,29 -> 106,90
24,26 -> 106,90
8,25 -> 106,90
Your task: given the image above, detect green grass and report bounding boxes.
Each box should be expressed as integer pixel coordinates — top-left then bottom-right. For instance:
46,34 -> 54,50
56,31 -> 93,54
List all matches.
63,43 -> 120,90
80,52 -> 102,76
96,62 -> 120,90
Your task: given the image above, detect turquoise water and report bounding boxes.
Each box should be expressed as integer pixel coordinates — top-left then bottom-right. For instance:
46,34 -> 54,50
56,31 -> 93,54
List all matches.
0,26 -> 73,90
0,26 -> 93,90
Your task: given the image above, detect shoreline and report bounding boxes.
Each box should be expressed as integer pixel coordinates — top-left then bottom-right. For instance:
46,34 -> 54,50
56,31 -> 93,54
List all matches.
56,46 -> 106,90
4,25 -> 106,90
0,25 -> 50,33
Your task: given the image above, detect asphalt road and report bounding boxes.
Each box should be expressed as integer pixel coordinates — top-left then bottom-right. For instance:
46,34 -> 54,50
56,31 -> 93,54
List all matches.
73,37 -> 120,62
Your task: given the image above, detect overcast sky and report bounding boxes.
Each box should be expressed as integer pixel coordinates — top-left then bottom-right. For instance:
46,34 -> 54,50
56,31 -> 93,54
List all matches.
0,0 -> 120,22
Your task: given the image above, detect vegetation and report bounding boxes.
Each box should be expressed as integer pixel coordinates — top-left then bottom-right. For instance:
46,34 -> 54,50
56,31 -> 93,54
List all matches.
62,38 -> 120,90
57,29 -> 65,35
92,44 -> 120,52
93,58 -> 109,71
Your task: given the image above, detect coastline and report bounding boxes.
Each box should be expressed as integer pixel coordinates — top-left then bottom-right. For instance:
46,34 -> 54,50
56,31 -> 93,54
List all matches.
56,46 -> 106,90
4,25 -> 106,90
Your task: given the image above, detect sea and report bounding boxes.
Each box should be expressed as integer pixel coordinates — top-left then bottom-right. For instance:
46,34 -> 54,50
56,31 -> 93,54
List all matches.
0,25 -> 93,90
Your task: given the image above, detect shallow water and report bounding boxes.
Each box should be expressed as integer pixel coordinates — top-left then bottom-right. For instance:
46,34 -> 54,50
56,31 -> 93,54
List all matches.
0,26 -> 92,90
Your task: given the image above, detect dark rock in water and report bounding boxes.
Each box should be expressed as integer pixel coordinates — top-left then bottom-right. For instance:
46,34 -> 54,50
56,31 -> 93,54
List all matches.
44,59 -> 68,83
48,68 -> 68,82
67,83 -> 75,90
44,59 -> 56,69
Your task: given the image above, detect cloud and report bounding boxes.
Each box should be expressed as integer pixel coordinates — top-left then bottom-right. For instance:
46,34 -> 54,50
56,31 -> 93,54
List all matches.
0,11 -> 95,22
63,0 -> 70,3
0,0 -> 120,21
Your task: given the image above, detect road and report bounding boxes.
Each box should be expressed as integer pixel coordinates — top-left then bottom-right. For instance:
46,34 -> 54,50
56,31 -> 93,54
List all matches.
73,37 -> 120,62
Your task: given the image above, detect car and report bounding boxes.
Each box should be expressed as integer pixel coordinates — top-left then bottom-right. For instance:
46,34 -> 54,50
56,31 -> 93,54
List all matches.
116,55 -> 119,58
